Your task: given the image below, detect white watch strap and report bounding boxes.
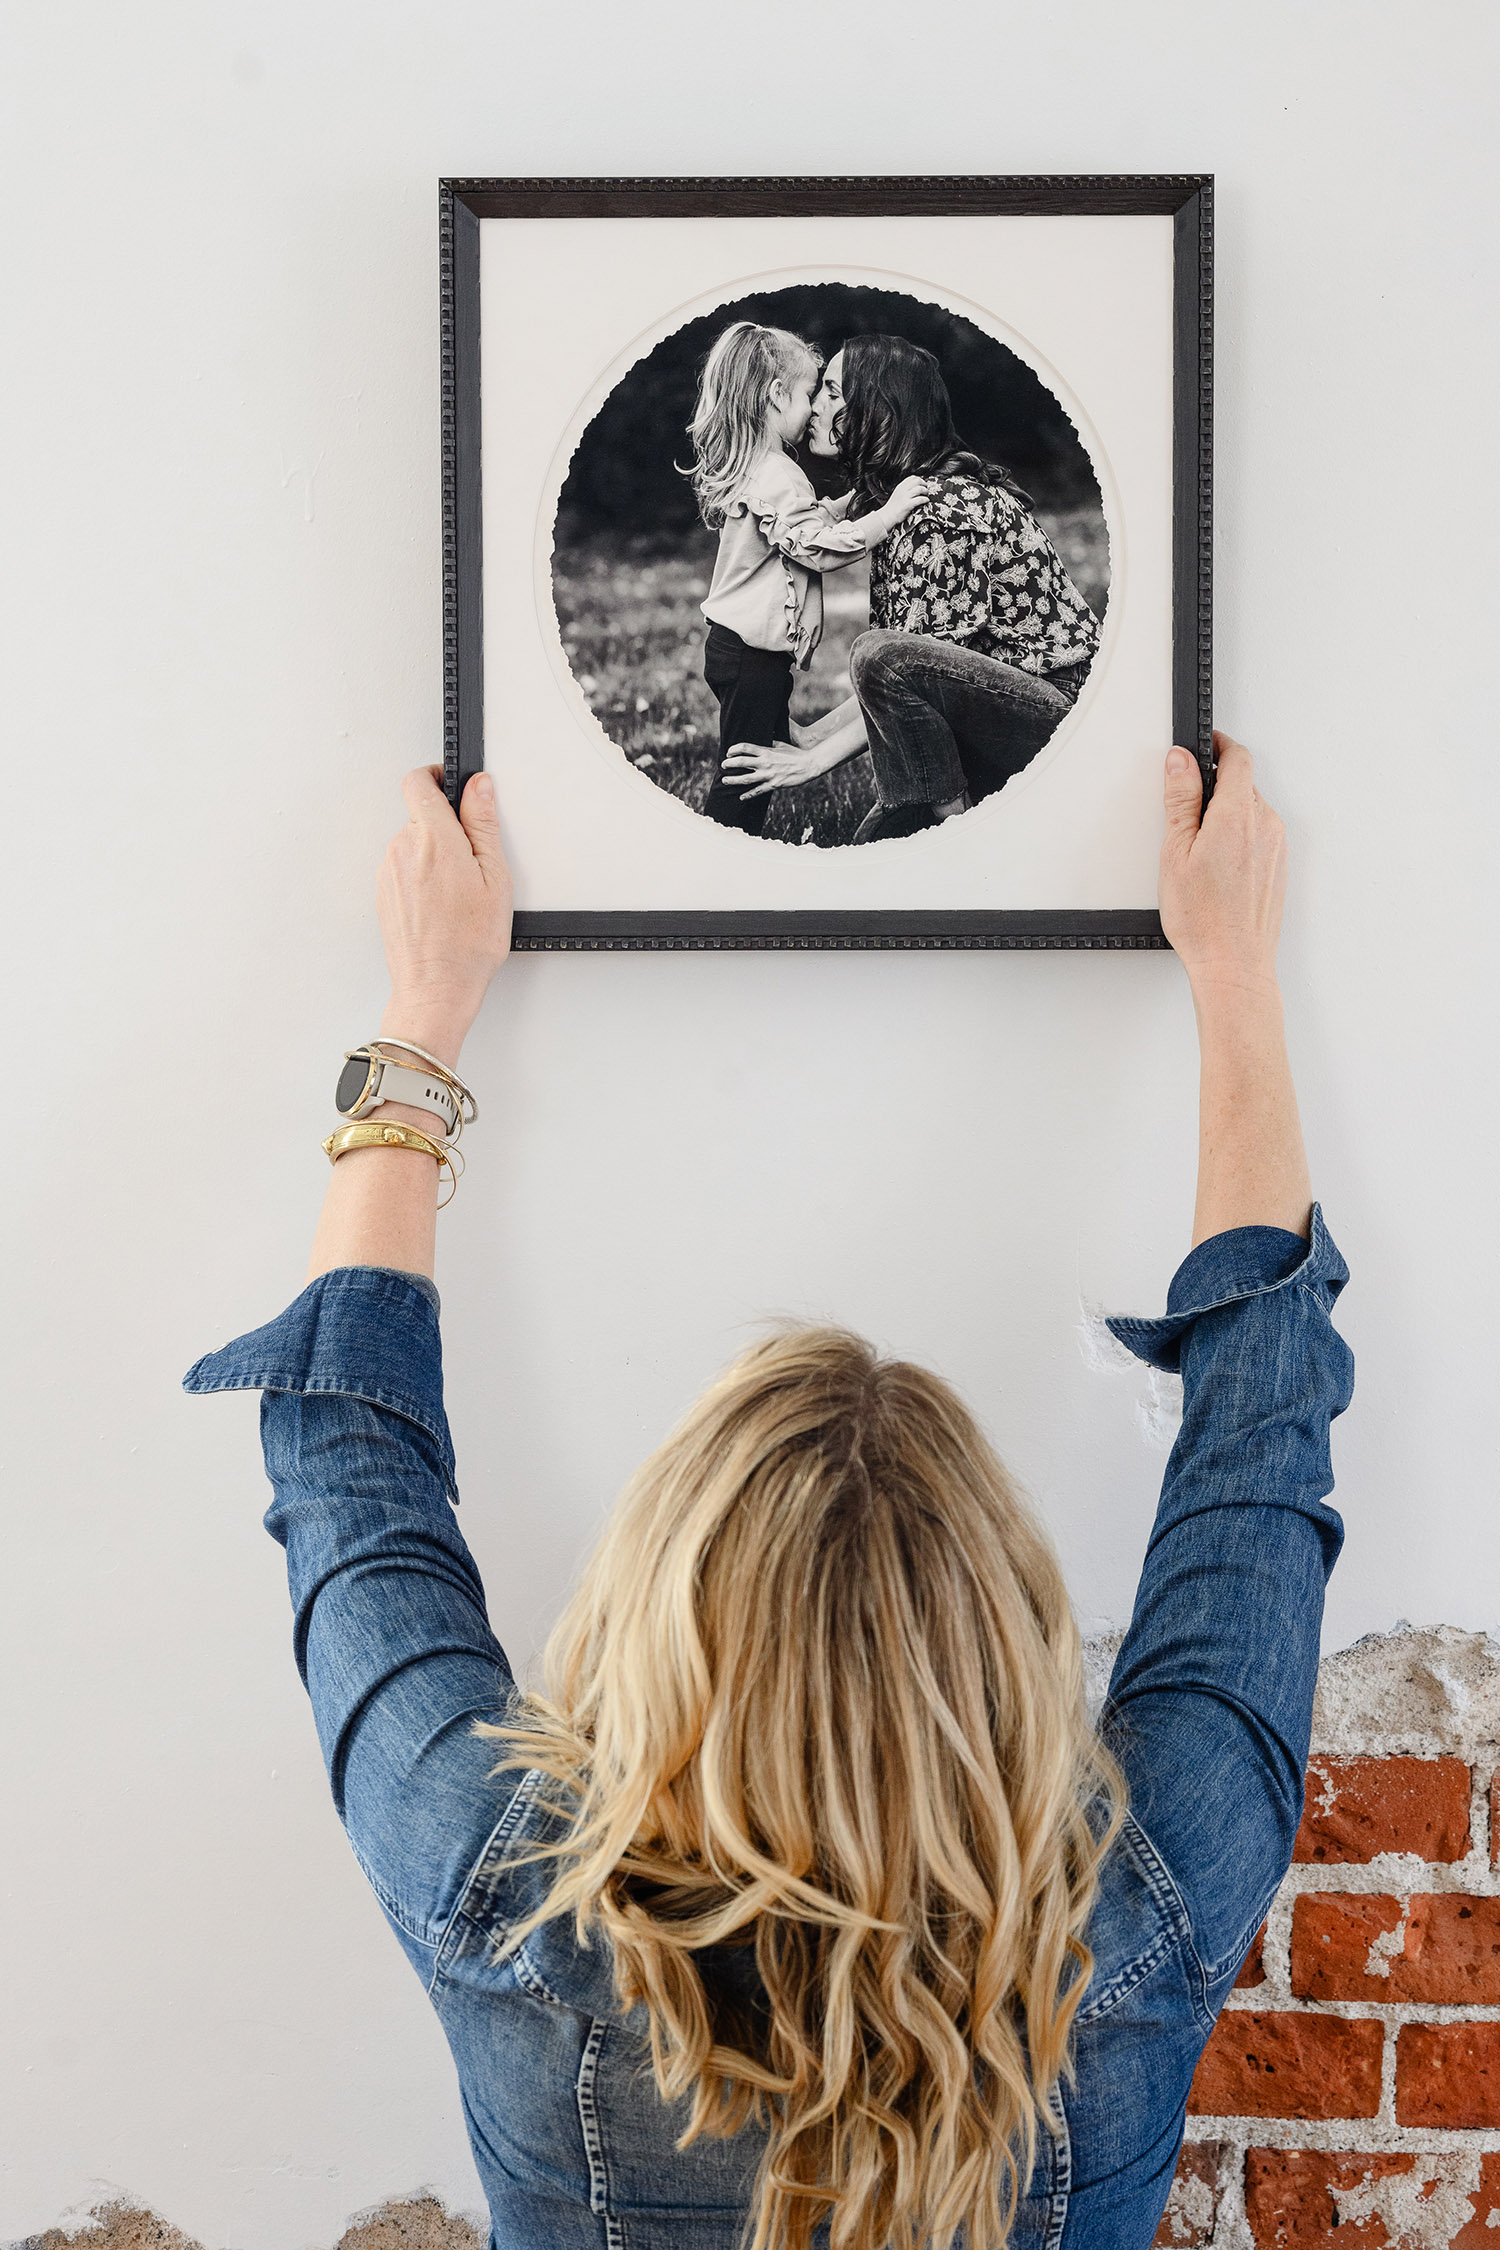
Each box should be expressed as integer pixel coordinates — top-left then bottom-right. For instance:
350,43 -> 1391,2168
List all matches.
366,1058 -> 460,1132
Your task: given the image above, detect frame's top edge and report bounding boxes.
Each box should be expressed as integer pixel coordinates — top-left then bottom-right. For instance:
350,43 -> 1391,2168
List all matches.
440,172 -> 1212,197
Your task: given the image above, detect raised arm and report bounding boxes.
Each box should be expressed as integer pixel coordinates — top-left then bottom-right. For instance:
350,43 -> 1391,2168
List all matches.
1101,735 -> 1353,2007
1161,738 -> 1312,1245
184,767 -> 515,1972
305,765 -> 512,1282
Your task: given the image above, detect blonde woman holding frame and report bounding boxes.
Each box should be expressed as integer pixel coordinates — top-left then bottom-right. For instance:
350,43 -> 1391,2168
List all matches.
188,740 -> 1352,2250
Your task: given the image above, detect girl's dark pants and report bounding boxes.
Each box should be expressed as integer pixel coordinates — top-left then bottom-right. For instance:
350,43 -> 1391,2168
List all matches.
701,620 -> 793,835
849,629 -> 1090,831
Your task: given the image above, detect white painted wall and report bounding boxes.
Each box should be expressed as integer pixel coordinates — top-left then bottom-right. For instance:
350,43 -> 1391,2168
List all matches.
4,2 -> 1497,2240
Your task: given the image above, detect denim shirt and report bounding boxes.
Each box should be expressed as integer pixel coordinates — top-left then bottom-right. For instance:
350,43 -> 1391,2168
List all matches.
184,1211 -> 1353,2250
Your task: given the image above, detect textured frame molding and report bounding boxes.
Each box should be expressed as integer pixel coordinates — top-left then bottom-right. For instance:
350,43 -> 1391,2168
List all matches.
438,174 -> 1213,953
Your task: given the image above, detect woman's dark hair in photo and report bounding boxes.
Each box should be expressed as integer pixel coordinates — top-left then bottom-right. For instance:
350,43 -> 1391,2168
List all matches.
836,332 -> 1027,517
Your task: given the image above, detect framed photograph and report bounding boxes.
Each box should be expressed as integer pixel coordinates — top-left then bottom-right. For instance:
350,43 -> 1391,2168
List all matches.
440,175 -> 1211,951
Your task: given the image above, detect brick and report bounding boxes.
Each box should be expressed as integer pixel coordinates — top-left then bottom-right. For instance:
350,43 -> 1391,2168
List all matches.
1245,2148 -> 1500,2247
1397,2022 -> 1500,2128
1291,1893 -> 1403,1999
1152,2141 -> 1222,2246
1455,2156 -> 1500,2249
1294,1755 -> 1471,1864
1245,2149 -> 1414,2246
1188,2010 -> 1384,2120
1235,1923 -> 1267,1989
1292,1892 -> 1500,2004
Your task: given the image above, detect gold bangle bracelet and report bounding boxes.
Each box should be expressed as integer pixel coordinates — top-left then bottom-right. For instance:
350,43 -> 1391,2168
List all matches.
321,1120 -> 463,1206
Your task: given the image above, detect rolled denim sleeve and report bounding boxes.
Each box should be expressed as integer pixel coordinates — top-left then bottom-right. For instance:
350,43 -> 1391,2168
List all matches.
184,1269 -> 519,1971
1102,1207 -> 1355,2003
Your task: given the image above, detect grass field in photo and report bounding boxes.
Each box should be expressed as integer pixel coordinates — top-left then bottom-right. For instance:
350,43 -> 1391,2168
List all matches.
551,508 -> 1109,850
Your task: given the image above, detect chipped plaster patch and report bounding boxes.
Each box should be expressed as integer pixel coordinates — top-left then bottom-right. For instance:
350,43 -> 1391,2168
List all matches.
333,2198 -> 484,2250
1366,1903 -> 1411,1978
1076,1302 -> 1136,1374
12,2197 -> 485,2250
1082,1629 -> 1124,1724
1314,1626 -> 1500,1754
1307,1756 -> 1340,1820
1331,2153 -> 1483,2247
1155,2164 -> 1217,2242
1135,1367 -> 1184,1449
1075,1305 -> 1183,1450
16,2208 -> 200,2250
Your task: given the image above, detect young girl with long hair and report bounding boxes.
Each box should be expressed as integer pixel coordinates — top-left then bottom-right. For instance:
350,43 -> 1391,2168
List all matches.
188,737 -> 1353,2248
687,319 -> 929,834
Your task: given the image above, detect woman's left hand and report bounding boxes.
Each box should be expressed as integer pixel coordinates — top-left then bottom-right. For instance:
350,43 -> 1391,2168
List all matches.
720,739 -> 827,800
376,766 -> 513,1068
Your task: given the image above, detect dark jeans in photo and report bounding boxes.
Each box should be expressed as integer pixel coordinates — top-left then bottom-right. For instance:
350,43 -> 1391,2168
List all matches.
849,629 -> 1090,831
701,620 -> 794,836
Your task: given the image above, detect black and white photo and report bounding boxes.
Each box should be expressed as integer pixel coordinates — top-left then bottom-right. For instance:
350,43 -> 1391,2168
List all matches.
553,286 -> 1110,851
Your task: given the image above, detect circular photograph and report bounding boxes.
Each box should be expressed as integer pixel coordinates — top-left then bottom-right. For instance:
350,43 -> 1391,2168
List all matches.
551,282 -> 1109,849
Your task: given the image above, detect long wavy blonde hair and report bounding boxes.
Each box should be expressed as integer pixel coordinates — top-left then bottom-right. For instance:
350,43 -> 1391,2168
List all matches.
484,1327 -> 1125,2250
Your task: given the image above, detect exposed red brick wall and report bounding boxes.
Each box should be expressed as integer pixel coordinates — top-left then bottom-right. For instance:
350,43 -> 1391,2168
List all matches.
1154,1731 -> 1500,2246
1294,1755 -> 1472,1864
1189,2011 -> 1384,2121
1242,2149 -> 1500,2247
1291,1893 -> 1500,2005
1395,2024 -> 1500,2129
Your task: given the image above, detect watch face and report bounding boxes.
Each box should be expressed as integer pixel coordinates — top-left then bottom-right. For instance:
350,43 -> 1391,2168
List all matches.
335,1055 -> 373,1114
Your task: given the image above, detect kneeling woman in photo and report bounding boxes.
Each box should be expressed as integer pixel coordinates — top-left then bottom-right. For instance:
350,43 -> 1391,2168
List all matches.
723,334 -> 1102,841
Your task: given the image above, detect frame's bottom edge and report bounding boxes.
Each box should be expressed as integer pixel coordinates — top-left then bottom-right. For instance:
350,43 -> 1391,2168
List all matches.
510,910 -> 1167,953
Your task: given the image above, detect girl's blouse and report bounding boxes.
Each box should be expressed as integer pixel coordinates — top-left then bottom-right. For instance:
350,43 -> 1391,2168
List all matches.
870,468 -> 1101,676
701,449 -> 866,668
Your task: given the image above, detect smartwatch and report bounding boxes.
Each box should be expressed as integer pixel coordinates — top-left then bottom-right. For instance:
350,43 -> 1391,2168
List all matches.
335,1047 -> 460,1136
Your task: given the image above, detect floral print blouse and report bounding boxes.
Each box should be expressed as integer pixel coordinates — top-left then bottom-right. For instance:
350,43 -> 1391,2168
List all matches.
868,470 -> 1101,676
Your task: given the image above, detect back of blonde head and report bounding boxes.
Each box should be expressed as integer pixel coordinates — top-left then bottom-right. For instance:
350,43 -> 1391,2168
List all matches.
487,1327 -> 1124,2250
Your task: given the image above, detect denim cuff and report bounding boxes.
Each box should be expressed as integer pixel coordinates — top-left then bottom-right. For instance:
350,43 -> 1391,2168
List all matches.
1106,1204 -> 1347,1373
182,1266 -> 455,1488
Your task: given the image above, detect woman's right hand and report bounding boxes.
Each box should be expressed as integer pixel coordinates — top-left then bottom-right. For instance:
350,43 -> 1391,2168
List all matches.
1159,733 -> 1287,997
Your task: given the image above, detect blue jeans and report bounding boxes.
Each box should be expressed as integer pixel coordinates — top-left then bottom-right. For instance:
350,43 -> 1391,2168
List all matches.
851,628 -> 1089,819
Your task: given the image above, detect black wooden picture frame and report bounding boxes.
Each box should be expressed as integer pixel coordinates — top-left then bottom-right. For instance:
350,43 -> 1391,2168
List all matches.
440,175 -> 1212,952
